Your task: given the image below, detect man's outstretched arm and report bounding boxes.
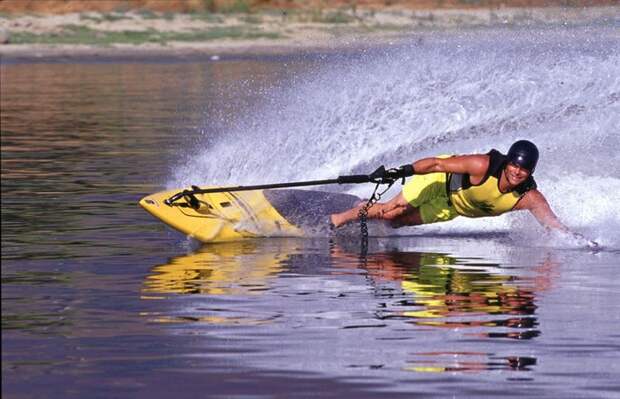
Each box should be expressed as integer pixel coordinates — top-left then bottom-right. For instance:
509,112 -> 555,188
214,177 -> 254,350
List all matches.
516,190 -> 598,247
517,189 -> 567,230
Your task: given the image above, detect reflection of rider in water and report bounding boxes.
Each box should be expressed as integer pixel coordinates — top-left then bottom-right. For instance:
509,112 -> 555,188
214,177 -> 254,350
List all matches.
330,245 -> 555,340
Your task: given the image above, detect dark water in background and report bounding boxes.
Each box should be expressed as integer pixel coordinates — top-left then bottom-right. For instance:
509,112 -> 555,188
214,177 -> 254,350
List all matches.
2,31 -> 620,398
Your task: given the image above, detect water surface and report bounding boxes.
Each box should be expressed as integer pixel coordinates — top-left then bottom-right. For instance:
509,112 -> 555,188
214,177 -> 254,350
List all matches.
2,25 -> 620,398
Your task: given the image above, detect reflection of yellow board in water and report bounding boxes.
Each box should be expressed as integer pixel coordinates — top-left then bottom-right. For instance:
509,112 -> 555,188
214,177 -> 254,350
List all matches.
139,188 -> 360,243
142,241 -> 296,297
141,241 -> 304,324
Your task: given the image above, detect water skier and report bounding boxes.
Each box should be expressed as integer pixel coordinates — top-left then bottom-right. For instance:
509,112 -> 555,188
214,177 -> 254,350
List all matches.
330,140 -> 598,248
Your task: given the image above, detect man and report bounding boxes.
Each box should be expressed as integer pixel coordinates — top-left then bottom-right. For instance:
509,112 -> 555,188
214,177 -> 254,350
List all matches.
330,140 -> 598,248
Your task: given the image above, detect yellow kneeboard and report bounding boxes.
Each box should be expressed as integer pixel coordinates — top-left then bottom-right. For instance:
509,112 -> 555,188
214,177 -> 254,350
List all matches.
139,188 -> 303,243
140,187 -> 360,243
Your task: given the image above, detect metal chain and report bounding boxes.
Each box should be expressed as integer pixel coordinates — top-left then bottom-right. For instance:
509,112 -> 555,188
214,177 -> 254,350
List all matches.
358,180 -> 397,257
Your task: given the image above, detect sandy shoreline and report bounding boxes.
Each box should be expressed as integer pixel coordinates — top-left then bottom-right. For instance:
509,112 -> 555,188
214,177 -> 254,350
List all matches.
0,6 -> 617,62
0,35 -> 411,63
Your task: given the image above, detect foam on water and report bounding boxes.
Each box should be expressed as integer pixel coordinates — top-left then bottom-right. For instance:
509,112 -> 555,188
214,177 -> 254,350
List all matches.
173,25 -> 620,248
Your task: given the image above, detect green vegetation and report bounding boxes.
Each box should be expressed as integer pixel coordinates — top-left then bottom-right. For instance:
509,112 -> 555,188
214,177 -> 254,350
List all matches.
135,9 -> 161,20
79,12 -> 133,23
220,0 -> 252,14
313,10 -> 355,24
241,14 -> 263,24
189,11 -> 225,23
10,25 -> 154,45
78,14 -> 103,23
166,27 -> 280,41
9,24 -> 282,46
277,8 -> 357,24
360,23 -> 409,32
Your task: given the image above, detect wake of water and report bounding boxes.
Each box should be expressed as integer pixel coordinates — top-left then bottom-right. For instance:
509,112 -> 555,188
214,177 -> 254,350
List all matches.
173,25 -> 620,248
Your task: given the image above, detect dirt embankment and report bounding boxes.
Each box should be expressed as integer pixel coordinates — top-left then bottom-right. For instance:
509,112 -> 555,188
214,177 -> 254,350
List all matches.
1,0 -> 618,14
0,0 -> 617,60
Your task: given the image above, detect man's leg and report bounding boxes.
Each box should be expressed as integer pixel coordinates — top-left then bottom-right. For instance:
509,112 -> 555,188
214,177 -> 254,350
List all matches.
331,192 -> 411,228
385,205 -> 424,227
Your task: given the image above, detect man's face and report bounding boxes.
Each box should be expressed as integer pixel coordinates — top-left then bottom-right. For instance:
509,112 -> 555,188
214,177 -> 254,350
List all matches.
505,162 -> 531,186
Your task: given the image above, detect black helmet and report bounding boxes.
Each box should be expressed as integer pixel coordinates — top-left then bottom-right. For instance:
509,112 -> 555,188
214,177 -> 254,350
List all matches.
507,140 -> 539,173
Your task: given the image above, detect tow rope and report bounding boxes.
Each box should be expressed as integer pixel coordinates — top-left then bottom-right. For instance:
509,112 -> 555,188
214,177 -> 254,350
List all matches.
164,164 -> 412,254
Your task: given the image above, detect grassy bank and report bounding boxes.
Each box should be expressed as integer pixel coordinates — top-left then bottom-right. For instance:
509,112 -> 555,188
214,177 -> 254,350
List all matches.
0,3 -> 616,57
0,8 -> 413,47
8,23 -> 282,46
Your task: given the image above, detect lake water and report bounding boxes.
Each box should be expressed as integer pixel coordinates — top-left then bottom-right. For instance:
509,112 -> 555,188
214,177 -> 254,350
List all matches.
2,25 -> 620,398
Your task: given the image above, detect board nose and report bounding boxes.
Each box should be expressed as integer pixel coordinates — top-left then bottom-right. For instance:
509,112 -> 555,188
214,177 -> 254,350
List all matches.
139,195 -> 160,210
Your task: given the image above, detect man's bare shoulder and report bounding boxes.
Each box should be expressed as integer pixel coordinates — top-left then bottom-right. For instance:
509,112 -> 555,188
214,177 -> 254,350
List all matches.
515,188 -> 547,210
444,153 -> 489,176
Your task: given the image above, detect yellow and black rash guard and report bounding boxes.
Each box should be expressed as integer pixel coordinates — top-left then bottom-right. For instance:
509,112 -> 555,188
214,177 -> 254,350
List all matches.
447,149 -> 536,218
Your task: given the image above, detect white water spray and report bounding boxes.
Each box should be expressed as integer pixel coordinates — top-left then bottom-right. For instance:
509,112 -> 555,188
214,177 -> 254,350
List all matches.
174,25 -> 620,248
